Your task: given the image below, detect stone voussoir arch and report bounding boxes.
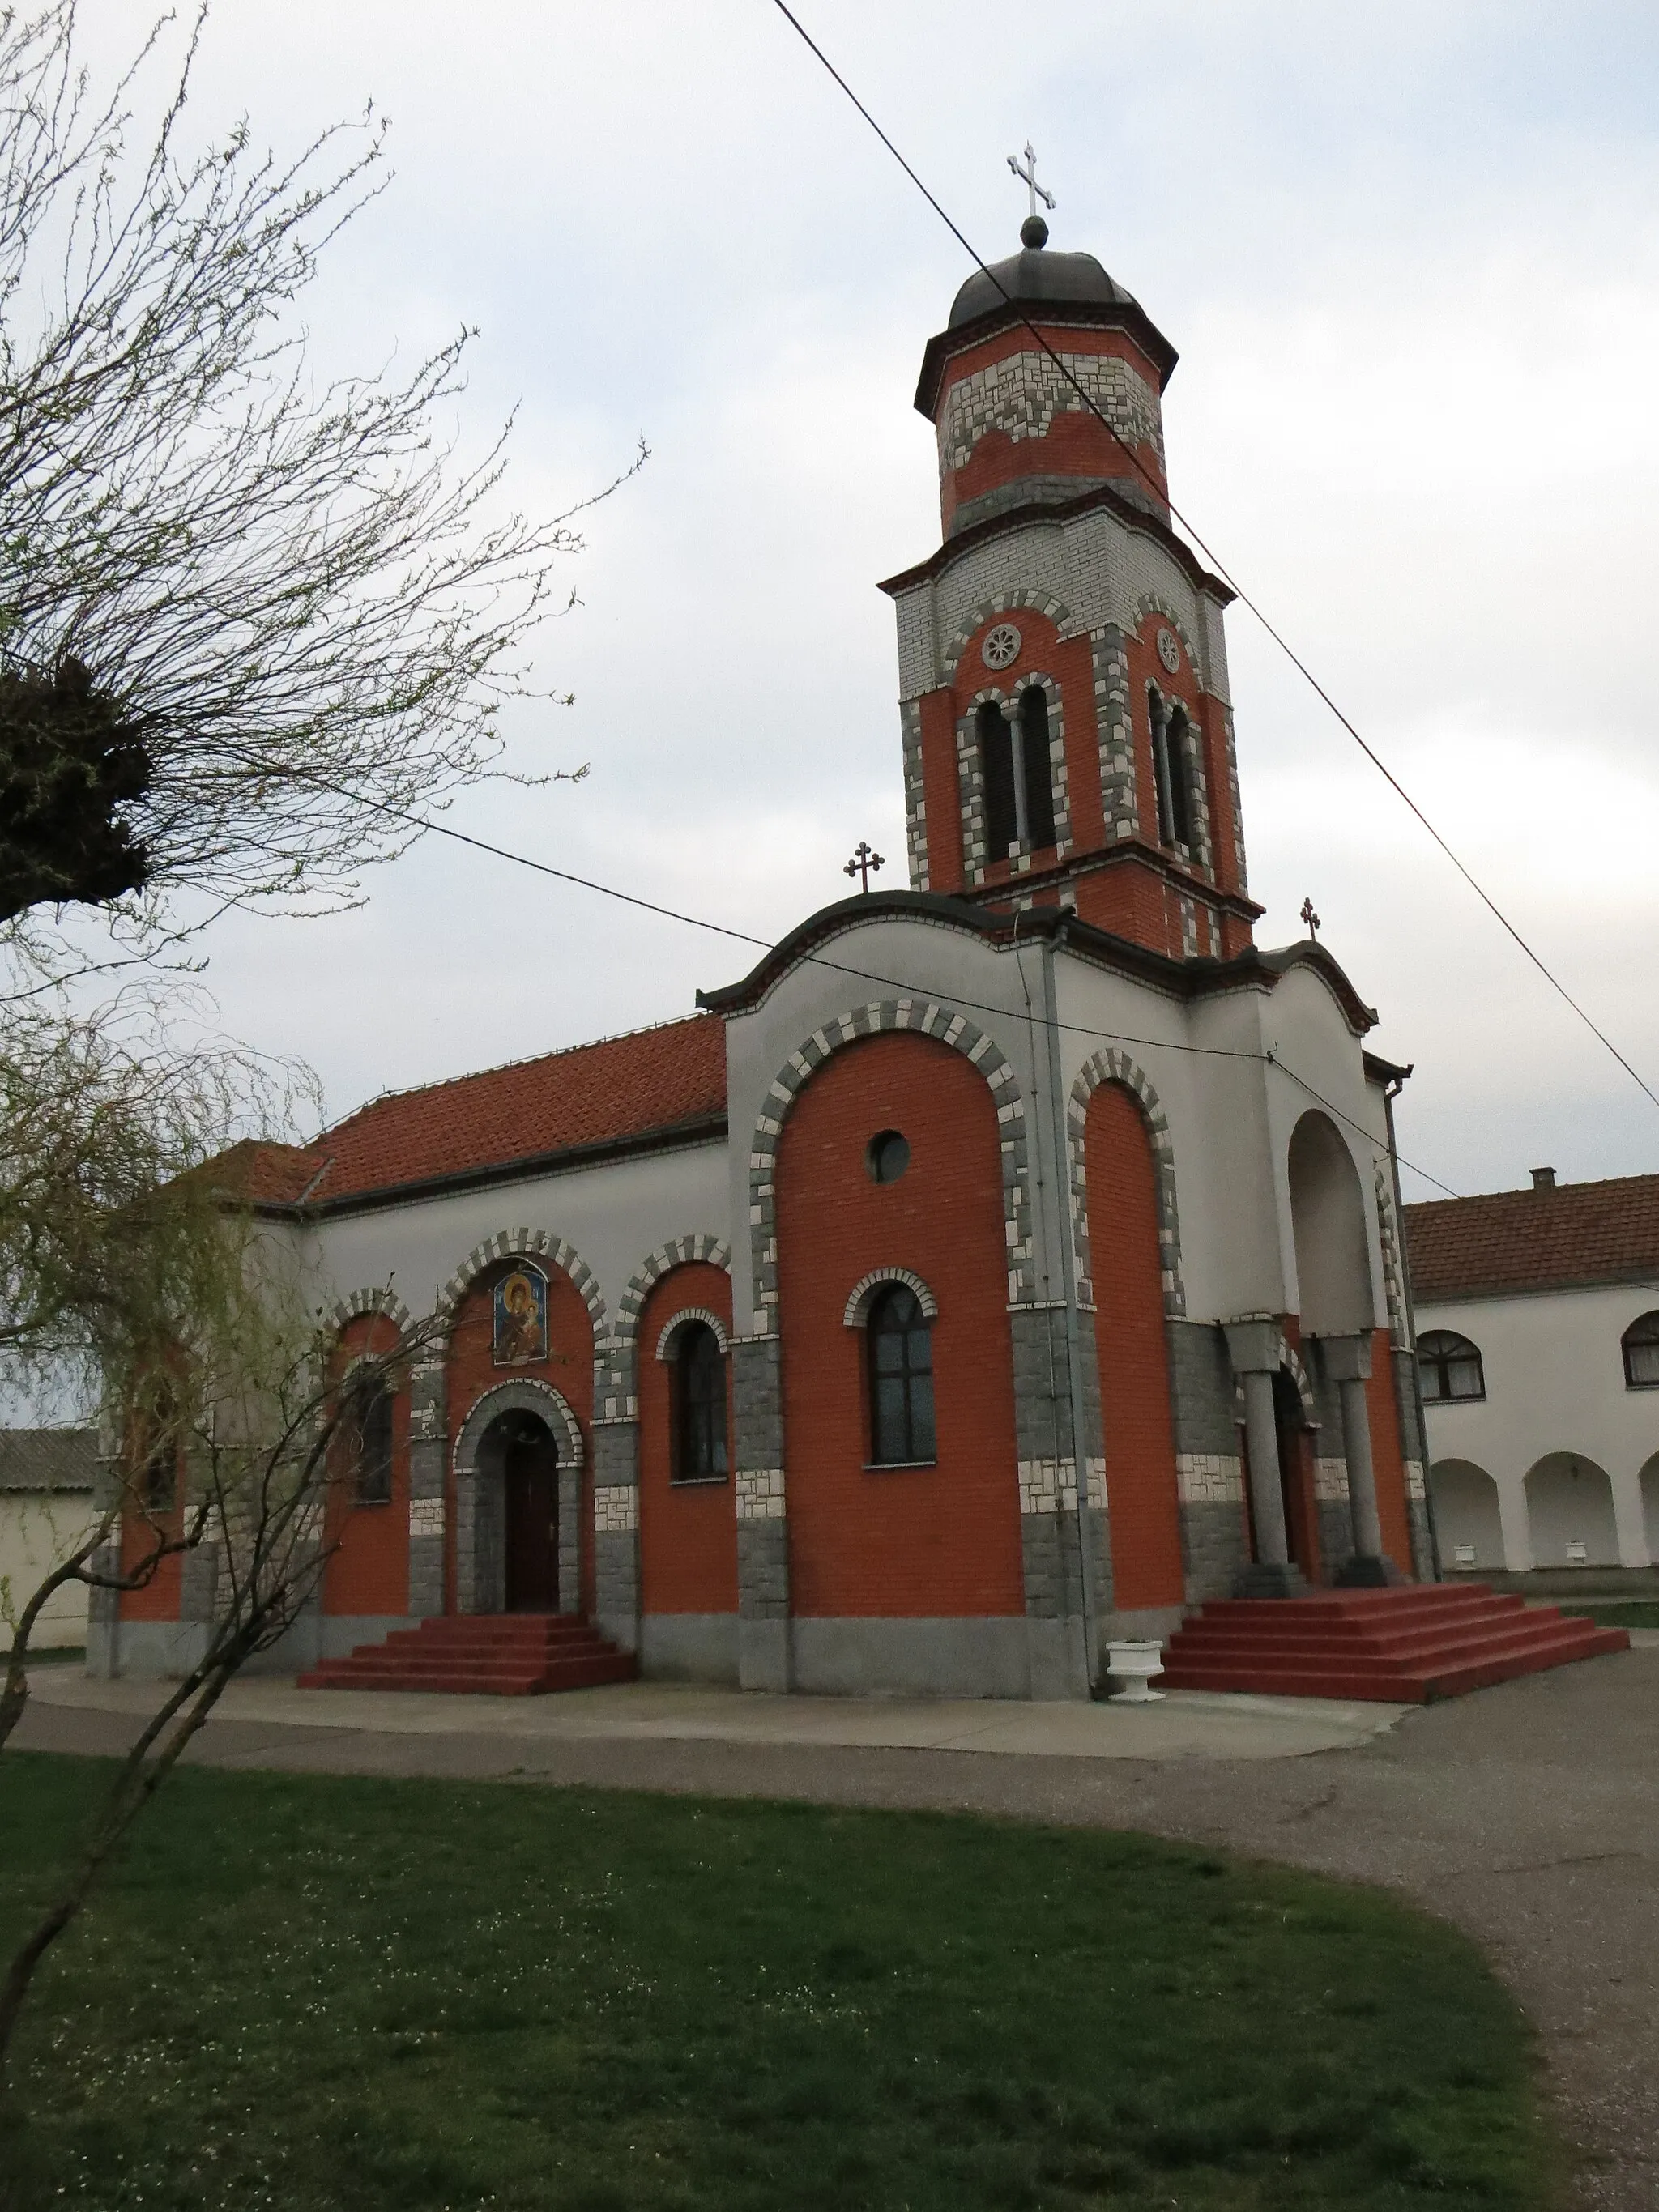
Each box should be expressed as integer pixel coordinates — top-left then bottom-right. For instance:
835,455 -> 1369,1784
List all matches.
598,1234 -> 732,1418
452,1375 -> 585,1475
748,998 -> 1034,1340
439,1230 -> 606,1338
329,1285 -> 414,1339
1132,592 -> 1201,684
842,1268 -> 939,1328
655,1306 -> 731,1361
1067,1050 -> 1186,1317
943,590 -> 1076,681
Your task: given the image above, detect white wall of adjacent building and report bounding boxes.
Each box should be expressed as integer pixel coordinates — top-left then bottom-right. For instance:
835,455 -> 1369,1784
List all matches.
0,1490 -> 96,1650
1418,1281 -> 1659,1572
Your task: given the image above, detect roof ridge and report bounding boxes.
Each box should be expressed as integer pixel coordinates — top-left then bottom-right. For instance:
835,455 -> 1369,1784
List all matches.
1405,1168 -> 1659,1214
310,1010 -> 719,1144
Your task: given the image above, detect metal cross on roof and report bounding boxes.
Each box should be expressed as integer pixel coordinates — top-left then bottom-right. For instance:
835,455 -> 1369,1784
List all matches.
1007,142 -> 1056,222
843,841 -> 885,894
1300,897 -> 1321,941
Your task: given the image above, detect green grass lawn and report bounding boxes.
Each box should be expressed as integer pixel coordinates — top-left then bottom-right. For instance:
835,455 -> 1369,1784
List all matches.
1560,1601 -> 1659,1629
0,1755 -> 1555,2212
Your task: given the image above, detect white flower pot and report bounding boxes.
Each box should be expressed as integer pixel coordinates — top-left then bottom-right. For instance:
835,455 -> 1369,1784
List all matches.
1104,1639 -> 1166,1703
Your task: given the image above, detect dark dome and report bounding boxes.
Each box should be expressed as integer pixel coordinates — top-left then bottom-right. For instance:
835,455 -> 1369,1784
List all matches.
948,237 -> 1142,330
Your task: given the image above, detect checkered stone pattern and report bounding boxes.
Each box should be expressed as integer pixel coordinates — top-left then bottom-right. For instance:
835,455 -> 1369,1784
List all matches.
956,692 -> 996,883
748,1002 -> 1035,1336
1090,628 -> 1139,840
736,1468 -> 786,1521
1374,1167 -> 1410,1347
329,1285 -> 414,1338
1179,894 -> 1199,959
1175,1453 -> 1243,1504
592,1484 -> 638,1534
1018,1455 -> 1107,1516
598,1234 -> 732,1419
940,589 -> 1075,684
1067,1051 -> 1186,1316
407,1344 -> 446,1617
938,349 -> 1165,479
1222,706 -> 1247,891
900,698 -> 928,889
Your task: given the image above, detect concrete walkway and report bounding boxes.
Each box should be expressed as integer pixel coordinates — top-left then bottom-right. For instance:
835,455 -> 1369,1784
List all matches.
15,1642 -> 1658,2211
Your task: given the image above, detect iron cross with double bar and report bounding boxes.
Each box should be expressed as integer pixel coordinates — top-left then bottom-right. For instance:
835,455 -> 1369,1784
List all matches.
1007,142 -> 1056,221
843,841 -> 885,893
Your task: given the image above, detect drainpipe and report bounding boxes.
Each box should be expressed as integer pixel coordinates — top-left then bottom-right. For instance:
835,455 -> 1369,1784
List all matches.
1037,920 -> 1100,1693
1384,1071 -> 1442,1582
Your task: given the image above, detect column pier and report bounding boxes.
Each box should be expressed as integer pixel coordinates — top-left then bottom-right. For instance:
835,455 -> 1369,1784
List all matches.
1223,1320 -> 1307,1598
1320,1332 -> 1405,1586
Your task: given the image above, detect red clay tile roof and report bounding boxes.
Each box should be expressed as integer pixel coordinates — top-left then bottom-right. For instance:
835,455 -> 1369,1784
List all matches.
233,1015 -> 727,1212
1405,1173 -> 1659,1302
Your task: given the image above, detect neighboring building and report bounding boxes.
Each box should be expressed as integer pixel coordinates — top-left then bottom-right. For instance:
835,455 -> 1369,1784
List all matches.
0,1428 -> 98,1650
91,215 -> 1431,1698
1405,1169 -> 1659,1575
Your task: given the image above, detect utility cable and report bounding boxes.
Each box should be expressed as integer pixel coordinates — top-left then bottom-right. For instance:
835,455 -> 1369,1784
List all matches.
766,0 -> 1659,1115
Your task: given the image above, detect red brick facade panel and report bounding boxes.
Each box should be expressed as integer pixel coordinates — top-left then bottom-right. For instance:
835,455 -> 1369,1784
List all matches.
638,1262 -> 738,1617
445,1260 -> 595,1614
117,1494 -> 183,1620
918,688 -> 964,893
322,1311 -> 410,1618
1085,1083 -> 1185,1608
774,1032 -> 1024,1621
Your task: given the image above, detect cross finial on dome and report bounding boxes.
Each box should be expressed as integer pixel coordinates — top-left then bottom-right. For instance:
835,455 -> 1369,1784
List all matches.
1008,141 -> 1056,249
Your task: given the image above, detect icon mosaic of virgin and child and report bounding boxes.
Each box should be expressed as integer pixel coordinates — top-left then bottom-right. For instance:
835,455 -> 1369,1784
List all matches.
493,1266 -> 548,1366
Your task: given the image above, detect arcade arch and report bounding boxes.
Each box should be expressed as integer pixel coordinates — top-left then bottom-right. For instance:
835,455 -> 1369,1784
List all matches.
1428,1460 -> 1505,1573
1524,1453 -> 1619,1570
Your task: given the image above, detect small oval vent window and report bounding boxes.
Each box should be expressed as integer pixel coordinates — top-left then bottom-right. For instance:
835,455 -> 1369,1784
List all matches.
866,1130 -> 910,1184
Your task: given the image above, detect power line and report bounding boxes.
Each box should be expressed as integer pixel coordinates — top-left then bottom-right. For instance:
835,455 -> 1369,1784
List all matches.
766,0 -> 1659,1117
239,748 -> 1461,1200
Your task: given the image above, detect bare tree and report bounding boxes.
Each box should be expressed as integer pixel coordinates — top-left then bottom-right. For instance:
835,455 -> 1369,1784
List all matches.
0,0 -> 638,967
0,1288 -> 440,2086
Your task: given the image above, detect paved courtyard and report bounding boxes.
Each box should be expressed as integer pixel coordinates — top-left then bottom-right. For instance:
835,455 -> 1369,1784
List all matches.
17,1638 -> 1658,2211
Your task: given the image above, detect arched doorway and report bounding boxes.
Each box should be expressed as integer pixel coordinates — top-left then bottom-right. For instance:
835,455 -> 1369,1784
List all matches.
452,1379 -> 583,1616
1429,1459 -> 1504,1572
481,1411 -> 560,1613
1525,1454 -> 1618,1569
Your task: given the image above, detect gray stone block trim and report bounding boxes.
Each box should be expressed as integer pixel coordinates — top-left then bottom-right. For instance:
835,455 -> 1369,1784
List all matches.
591,1417 -> 638,1490
940,589 -> 1077,682
329,1285 -> 414,1337
451,1376 -> 583,1616
900,697 -> 928,891
1222,704 -> 1247,891
791,1614 -> 1034,1700
1144,671 -> 1214,883
748,1000 -> 1035,1336
592,1528 -> 639,1652
1166,1319 -> 1239,1456
731,1334 -> 784,1472
639,1613 -> 739,1684
1375,1167 -> 1410,1347
736,1517 -> 790,1622
406,1342 -> 446,1618
439,1230 -> 606,1338
842,1268 -> 937,1327
936,347 -> 1165,486
1180,1498 -> 1248,1600
1066,1051 -> 1186,1316
1090,626 -> 1140,842
654,1305 -> 728,1360
599,1235 -> 732,1419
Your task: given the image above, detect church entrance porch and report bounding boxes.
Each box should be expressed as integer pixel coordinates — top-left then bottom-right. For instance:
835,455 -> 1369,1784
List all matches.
450,1380 -> 585,1618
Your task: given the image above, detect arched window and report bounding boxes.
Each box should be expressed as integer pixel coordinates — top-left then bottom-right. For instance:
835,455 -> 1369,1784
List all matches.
977,699 -> 1017,859
1418,1330 -> 1485,1404
1623,1311 -> 1659,1389
130,1382 -> 180,1515
1148,687 -> 1193,851
672,1319 -> 729,1481
867,1284 -> 936,1467
1017,686 -> 1057,850
345,1375 -> 394,1506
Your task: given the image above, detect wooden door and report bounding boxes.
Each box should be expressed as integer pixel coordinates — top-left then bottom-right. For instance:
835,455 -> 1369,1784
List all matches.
1273,1369 -> 1323,1585
503,1430 -> 558,1612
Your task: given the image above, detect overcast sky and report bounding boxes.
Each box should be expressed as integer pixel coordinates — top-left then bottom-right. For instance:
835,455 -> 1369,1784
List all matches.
76,0 -> 1659,1204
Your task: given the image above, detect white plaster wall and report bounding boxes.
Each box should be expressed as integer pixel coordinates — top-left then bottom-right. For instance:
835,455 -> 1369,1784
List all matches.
301,1138 -> 731,1332
1417,1282 -> 1659,1570
1,1493 -> 95,1649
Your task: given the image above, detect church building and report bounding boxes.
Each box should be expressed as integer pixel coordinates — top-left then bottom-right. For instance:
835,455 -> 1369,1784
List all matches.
90,212 -> 1434,1700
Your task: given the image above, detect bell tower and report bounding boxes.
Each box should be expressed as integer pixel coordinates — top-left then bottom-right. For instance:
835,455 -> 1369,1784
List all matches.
879,213 -> 1260,964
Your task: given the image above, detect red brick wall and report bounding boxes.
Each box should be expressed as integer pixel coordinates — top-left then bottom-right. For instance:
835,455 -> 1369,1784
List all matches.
638,1263 -> 738,1617
774,1032 -> 1024,1620
918,688 -> 963,892
1085,1083 -> 1185,1607
117,1487 -> 182,1621
322,1312 -> 410,1618
445,1261 -> 595,1614
1366,1328 -> 1415,1575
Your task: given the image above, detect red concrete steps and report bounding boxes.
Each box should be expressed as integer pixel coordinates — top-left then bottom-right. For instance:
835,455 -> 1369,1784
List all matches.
298,1613 -> 635,1697
1158,1584 -> 1627,1703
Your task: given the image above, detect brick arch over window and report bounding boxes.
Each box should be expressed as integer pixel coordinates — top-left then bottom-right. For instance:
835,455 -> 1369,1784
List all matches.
1066,1051 -> 1185,1317
439,1230 -> 606,1337
842,1268 -> 939,1328
329,1285 -> 413,1338
655,1305 -> 731,1360
942,590 -> 1077,681
749,1000 -> 1034,1336
1132,592 -> 1201,681
599,1234 -> 731,1417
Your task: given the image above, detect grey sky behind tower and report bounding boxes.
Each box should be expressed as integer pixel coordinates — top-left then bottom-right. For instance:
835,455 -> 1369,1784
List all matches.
70,0 -> 1659,1202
